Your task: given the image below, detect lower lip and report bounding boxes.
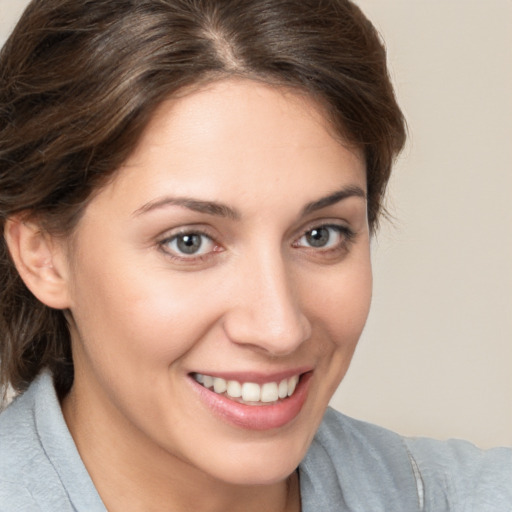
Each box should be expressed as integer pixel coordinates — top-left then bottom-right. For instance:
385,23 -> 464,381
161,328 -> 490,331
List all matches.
190,373 -> 312,431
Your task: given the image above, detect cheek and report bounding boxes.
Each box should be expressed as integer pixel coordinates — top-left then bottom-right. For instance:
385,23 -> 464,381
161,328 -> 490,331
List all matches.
68,251 -> 224,371
304,255 -> 372,346
305,262 -> 372,405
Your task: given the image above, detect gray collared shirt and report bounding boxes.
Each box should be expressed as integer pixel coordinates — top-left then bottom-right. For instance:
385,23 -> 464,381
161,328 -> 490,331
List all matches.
1,371 -> 511,511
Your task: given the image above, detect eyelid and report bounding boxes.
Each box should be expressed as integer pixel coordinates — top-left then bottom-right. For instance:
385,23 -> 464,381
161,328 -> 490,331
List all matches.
157,223 -> 217,244
292,221 -> 356,252
157,225 -> 223,262
294,218 -> 353,239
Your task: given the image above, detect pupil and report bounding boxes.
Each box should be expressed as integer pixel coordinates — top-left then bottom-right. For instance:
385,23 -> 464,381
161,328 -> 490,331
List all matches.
177,234 -> 202,254
306,228 -> 329,247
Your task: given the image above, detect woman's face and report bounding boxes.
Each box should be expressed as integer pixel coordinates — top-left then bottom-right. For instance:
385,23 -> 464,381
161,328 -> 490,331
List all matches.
61,79 -> 372,485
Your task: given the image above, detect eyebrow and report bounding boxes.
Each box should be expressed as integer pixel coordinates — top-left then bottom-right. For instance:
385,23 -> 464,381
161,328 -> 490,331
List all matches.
133,185 -> 366,220
133,197 -> 240,220
301,185 -> 366,215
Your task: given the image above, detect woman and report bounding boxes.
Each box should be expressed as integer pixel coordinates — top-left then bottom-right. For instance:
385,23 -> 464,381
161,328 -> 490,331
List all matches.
0,1 -> 510,511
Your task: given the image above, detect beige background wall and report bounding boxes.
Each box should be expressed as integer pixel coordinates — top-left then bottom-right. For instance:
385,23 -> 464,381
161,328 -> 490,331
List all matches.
1,0 -> 511,448
334,0 -> 512,448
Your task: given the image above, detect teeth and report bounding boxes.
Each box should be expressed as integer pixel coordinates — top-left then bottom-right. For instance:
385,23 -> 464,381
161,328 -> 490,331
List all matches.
278,379 -> 288,399
242,382 -> 261,402
193,374 -> 300,404
213,377 -> 227,394
226,380 -> 242,398
261,382 -> 278,403
288,375 -> 299,397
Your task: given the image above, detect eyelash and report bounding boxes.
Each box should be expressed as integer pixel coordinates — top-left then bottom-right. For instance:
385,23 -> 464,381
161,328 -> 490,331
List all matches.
292,224 -> 356,253
158,223 -> 356,264
158,228 -> 221,263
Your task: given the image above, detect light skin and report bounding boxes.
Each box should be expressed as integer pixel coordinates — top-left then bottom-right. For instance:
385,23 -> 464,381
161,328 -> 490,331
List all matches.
6,79 -> 372,512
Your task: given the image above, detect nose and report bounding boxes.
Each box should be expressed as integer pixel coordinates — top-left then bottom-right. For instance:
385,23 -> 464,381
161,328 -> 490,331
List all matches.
222,249 -> 311,356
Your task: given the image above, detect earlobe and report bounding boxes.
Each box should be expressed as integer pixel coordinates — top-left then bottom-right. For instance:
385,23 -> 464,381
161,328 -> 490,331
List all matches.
4,216 -> 72,310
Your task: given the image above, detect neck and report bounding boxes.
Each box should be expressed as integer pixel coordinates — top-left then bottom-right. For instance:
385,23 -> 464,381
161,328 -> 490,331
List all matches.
62,381 -> 301,512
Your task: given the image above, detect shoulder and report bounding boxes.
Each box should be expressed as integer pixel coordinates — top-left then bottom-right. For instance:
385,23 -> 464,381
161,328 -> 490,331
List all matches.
300,408 -> 423,511
301,407 -> 512,512
0,373 -> 81,511
0,480 -> 41,511
405,435 -> 512,511
0,379 -> 49,487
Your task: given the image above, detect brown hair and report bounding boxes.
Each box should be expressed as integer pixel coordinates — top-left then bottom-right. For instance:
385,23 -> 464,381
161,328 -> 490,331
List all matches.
0,0 -> 406,398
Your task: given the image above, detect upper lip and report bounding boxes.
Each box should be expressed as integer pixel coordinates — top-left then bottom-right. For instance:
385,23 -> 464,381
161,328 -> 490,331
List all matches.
189,367 -> 313,385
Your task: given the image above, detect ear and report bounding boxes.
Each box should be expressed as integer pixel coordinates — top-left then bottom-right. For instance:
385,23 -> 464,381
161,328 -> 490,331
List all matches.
4,216 -> 72,309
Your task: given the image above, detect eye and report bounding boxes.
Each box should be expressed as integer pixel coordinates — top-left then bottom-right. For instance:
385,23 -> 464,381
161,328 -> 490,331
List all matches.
160,231 -> 218,258
294,224 -> 354,250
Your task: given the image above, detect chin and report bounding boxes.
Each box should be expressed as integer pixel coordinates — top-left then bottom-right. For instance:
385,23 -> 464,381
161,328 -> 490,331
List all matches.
190,424 -> 315,486
212,455 -> 300,487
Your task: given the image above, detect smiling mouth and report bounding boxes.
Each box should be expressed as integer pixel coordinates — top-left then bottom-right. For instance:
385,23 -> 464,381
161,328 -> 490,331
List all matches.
191,373 -> 300,405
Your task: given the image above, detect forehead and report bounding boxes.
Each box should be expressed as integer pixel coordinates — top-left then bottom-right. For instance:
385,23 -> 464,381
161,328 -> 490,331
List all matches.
137,79 -> 355,152
93,78 -> 366,214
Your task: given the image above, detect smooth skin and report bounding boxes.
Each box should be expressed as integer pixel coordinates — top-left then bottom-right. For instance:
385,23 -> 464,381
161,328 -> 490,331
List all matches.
6,79 -> 372,512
